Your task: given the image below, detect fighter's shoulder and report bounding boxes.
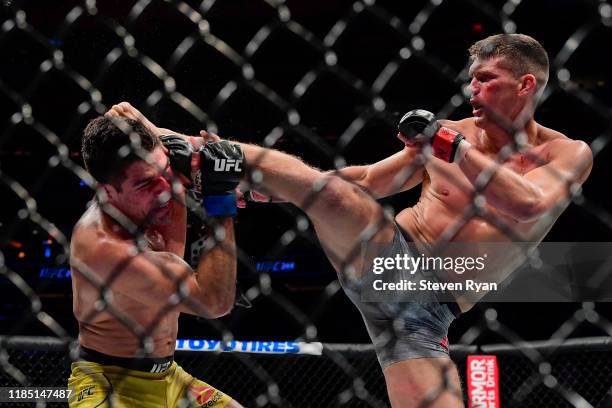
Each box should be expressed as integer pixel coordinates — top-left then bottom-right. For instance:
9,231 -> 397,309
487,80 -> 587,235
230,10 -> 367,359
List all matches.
438,118 -> 474,136
538,125 -> 592,162
71,207 -> 126,259
72,207 -> 101,243
72,226 -> 112,262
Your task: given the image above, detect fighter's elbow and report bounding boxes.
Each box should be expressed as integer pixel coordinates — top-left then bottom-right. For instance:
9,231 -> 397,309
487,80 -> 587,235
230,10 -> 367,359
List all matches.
203,302 -> 232,319
217,294 -> 236,317
511,195 -> 545,222
205,292 -> 235,318
208,306 -> 232,319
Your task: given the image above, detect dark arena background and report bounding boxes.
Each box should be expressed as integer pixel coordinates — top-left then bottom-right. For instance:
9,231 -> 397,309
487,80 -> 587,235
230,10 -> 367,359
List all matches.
1,0 -> 612,407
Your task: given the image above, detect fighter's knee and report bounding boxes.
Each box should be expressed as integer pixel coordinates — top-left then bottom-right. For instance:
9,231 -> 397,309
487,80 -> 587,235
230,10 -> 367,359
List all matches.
314,176 -> 357,212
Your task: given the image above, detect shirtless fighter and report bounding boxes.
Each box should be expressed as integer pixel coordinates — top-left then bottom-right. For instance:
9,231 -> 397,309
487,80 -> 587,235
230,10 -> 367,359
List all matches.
68,114 -> 244,406
112,34 -> 592,407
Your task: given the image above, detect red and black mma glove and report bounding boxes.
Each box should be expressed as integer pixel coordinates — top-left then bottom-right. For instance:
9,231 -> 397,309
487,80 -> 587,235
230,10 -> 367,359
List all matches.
397,109 -> 471,163
160,136 -> 245,217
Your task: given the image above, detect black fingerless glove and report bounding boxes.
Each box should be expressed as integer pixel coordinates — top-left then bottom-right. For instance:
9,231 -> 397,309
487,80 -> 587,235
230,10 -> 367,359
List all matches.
198,141 -> 245,217
160,136 -> 245,217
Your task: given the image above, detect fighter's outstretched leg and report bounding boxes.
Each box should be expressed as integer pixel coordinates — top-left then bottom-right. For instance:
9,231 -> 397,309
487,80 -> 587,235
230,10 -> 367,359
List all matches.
237,143 -> 396,275
237,143 -> 463,408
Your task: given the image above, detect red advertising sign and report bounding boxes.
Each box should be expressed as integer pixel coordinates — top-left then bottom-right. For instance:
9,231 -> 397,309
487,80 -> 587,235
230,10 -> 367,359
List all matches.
467,355 -> 500,407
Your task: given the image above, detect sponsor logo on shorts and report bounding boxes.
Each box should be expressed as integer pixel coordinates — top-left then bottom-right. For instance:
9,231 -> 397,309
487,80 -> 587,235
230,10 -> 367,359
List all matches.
150,360 -> 172,373
189,385 -> 225,406
77,385 -> 95,402
205,392 -> 224,407
440,336 -> 449,352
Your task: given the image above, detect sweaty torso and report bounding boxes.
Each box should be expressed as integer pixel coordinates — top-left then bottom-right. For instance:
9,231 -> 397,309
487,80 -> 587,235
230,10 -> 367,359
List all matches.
396,118 -> 567,244
395,118 -> 571,306
71,205 -> 181,358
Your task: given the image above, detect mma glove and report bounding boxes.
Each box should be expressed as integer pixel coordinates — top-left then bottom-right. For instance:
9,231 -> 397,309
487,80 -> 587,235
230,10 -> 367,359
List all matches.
161,135 -> 245,217
397,109 -> 471,163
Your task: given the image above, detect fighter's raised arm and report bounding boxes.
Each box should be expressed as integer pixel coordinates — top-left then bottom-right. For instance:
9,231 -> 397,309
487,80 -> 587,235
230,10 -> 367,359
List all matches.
398,110 -> 593,223
105,101 -> 220,148
72,216 -> 236,318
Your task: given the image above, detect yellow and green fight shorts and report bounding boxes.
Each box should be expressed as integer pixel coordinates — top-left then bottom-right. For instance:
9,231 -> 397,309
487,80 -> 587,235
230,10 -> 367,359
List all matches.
68,361 -> 233,407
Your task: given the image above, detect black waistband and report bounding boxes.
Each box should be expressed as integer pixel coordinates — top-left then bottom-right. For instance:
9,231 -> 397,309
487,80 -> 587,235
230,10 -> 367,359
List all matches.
79,346 -> 174,373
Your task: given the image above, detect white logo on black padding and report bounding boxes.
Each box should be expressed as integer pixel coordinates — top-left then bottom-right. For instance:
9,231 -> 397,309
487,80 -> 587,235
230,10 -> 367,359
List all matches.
150,361 -> 171,373
214,159 -> 243,172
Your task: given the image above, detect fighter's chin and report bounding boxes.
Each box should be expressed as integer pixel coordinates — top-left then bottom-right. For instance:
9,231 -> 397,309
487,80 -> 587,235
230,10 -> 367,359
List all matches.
149,217 -> 171,226
149,202 -> 173,225
473,114 -> 492,130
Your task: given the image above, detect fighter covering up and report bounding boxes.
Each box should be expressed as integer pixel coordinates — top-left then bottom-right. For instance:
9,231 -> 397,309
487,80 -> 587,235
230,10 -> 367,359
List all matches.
69,112 -> 245,407
112,33 -> 592,408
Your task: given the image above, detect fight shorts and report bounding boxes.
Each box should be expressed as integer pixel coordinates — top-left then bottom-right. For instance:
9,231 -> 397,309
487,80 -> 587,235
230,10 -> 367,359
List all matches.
68,348 -> 233,407
340,223 -> 460,368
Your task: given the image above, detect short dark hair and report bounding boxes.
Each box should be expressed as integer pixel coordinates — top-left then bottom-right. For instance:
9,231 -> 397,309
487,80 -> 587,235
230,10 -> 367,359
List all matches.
81,116 -> 160,186
469,33 -> 549,94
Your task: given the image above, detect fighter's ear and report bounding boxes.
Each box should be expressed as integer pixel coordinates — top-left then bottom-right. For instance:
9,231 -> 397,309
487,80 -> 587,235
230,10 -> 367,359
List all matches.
518,74 -> 537,96
101,183 -> 119,203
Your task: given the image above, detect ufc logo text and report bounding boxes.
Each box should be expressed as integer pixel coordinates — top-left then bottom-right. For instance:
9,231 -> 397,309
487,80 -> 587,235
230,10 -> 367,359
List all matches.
214,159 -> 243,172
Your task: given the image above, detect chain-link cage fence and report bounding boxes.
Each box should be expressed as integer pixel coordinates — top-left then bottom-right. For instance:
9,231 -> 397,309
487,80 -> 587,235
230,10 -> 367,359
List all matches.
3,336 -> 612,407
1,0 -> 612,407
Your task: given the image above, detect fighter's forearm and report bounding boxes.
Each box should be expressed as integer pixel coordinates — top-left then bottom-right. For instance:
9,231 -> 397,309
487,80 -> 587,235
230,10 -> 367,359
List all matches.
195,218 -> 236,317
459,148 -> 542,220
